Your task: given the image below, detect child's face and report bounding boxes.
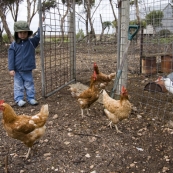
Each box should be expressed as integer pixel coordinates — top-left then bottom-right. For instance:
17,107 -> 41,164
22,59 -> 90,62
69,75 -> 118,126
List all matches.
18,31 -> 28,40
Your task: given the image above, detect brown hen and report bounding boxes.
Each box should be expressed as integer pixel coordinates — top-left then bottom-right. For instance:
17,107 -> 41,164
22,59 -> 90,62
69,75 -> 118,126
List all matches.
91,62 -> 116,90
102,86 -> 131,133
68,82 -> 100,118
0,100 -> 49,159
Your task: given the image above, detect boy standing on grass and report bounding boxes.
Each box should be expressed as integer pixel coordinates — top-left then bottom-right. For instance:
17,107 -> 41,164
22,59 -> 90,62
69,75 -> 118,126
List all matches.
8,21 -> 40,107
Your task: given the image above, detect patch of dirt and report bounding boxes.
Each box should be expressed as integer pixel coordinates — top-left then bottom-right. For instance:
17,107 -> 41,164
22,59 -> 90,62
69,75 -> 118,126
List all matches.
0,44 -> 173,173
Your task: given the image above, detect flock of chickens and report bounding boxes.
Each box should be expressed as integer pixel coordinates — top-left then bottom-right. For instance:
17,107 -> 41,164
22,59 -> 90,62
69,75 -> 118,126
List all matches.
0,62 -> 133,159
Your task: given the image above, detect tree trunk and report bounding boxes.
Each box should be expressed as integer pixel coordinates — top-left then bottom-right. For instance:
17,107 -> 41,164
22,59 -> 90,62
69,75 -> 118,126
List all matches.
8,1 -> 19,22
109,0 -> 118,36
27,0 -> 31,25
0,9 -> 14,43
135,0 -> 140,24
99,14 -> 105,41
86,0 -> 96,43
83,4 -> 89,42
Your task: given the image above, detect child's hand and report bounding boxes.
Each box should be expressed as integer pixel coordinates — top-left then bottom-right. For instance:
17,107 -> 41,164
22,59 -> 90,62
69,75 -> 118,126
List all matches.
9,70 -> 15,76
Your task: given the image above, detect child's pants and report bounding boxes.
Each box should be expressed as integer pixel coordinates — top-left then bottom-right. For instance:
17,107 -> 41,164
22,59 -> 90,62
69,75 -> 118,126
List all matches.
14,71 -> 35,103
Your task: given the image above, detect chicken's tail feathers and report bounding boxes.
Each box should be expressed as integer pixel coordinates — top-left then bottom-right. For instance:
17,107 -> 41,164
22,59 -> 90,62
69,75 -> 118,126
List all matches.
40,104 -> 49,119
109,72 -> 116,79
102,89 -> 109,96
104,109 -> 116,121
68,87 -> 78,97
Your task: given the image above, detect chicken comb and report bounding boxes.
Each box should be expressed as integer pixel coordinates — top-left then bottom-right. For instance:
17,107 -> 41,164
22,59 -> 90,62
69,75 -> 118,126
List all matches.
121,86 -> 125,92
0,100 -> 4,105
93,62 -> 97,67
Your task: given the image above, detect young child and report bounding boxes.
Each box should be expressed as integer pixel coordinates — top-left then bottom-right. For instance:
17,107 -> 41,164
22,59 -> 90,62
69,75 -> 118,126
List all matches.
8,21 -> 40,107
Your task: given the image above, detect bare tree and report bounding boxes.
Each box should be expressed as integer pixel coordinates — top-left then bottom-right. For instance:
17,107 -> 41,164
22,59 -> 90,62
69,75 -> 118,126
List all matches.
83,0 -> 102,43
7,0 -> 23,22
27,0 -> 40,26
0,20 -> 4,42
85,0 -> 96,42
130,0 -> 140,24
100,14 -> 112,41
109,0 -> 118,36
57,0 -> 72,46
0,1 -> 14,42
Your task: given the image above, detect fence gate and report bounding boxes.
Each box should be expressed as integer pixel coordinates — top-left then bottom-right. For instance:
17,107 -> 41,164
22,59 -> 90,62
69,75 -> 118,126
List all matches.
39,0 -> 76,97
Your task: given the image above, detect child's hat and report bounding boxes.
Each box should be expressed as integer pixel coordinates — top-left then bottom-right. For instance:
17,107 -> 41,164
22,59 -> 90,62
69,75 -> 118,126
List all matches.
14,21 -> 33,41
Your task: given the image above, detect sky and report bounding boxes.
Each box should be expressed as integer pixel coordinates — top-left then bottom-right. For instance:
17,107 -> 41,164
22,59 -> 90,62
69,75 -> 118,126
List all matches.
6,0 -> 171,35
6,0 -> 119,35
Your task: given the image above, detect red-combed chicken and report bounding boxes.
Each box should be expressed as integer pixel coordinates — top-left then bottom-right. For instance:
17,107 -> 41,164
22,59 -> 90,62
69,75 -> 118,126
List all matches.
68,83 -> 100,118
102,86 -> 132,133
0,100 -> 49,159
91,62 -> 116,90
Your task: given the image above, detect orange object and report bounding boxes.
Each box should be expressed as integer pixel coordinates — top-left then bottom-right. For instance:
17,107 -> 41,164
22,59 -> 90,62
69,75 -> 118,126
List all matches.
142,56 -> 157,75
161,54 -> 173,73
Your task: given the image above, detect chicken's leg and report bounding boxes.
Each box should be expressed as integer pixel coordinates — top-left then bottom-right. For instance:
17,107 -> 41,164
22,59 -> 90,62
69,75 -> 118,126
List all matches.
25,147 -> 31,159
108,121 -> 122,133
115,125 -> 122,133
86,108 -> 90,116
81,109 -> 84,118
108,121 -> 113,128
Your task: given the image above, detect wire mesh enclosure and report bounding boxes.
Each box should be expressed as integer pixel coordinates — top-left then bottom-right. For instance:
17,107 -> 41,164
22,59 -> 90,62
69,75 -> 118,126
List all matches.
128,0 -> 173,119
75,0 -> 117,84
0,0 -> 173,120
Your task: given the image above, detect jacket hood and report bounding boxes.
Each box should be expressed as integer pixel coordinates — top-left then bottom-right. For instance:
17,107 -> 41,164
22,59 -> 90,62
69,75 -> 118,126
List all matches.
14,21 -> 33,42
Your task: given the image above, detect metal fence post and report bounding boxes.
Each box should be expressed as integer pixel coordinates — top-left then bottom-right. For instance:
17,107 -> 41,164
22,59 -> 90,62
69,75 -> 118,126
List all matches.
119,0 -> 130,90
38,0 -> 45,97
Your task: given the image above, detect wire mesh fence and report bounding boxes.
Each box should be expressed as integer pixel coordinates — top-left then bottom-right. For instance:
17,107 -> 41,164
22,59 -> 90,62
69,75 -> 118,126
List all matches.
128,0 -> 173,119
40,1 -> 76,97
75,0 -> 117,84
0,0 -> 173,119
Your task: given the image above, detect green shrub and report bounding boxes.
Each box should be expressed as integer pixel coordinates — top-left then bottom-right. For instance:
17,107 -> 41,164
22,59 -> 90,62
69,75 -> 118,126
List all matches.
52,38 -> 61,43
2,34 -> 10,43
52,37 -> 69,43
157,29 -> 172,37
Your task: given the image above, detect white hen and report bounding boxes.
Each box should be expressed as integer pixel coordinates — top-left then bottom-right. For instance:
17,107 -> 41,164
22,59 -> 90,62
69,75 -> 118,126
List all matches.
156,73 -> 173,94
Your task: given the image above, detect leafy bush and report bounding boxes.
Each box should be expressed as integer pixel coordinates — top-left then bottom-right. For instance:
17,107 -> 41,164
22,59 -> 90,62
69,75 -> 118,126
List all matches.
2,34 -> 10,43
52,38 -> 61,43
156,29 -> 172,37
52,37 -> 69,43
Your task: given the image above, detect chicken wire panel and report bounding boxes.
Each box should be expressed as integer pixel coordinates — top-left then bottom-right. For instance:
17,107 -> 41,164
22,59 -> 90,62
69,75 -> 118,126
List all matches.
75,0 -> 117,85
41,1 -> 75,97
128,0 -> 173,119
